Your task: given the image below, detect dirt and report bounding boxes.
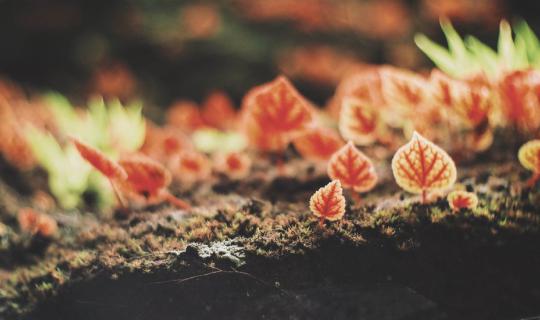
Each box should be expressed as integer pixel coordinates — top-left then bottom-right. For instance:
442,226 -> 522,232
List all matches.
1,145 -> 540,320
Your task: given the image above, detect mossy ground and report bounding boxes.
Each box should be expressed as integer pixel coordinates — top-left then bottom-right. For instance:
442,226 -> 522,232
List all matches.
0,148 -> 540,320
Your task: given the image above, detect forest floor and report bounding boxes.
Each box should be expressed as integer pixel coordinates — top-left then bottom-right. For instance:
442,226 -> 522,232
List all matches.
1,145 -> 540,320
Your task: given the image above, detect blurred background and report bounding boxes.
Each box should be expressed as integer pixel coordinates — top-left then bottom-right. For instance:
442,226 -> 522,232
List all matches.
0,0 -> 538,111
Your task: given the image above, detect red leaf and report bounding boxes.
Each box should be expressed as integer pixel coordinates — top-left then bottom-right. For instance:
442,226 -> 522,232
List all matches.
339,97 -> 380,146
166,100 -> 206,132
243,75 -> 314,151
214,152 -> 252,180
18,208 -> 57,237
327,141 -> 378,193
381,67 -> 430,108
447,190 -> 478,212
173,150 -> 212,184
499,70 -> 540,133
309,180 -> 346,222
292,127 -> 344,161
201,90 -> 237,130
391,132 -> 457,202
71,137 -> 127,180
118,154 -> 172,197
327,68 -> 384,119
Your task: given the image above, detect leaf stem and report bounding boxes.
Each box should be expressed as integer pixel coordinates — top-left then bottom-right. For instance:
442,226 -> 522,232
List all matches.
109,179 -> 126,209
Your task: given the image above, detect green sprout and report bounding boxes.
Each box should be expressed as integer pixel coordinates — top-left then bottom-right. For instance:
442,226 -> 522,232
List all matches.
415,19 -> 540,79
25,93 -> 146,210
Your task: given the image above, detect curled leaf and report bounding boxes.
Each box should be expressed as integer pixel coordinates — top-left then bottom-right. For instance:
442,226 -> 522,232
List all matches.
309,180 -> 346,222
327,141 -> 378,193
391,132 -> 457,202
518,139 -> 540,186
71,137 -> 127,180
292,127 -> 344,161
447,190 -> 478,211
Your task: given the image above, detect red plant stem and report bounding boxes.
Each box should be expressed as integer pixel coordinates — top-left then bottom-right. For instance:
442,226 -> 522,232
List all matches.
109,179 -> 126,208
276,154 -> 286,175
349,192 -> 362,205
421,190 -> 427,204
163,191 -> 191,210
527,173 -> 540,187
318,216 -> 325,228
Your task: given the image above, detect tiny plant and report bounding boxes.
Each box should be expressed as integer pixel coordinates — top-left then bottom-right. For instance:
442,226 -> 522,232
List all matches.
327,141 -> 377,203
447,190 -> 478,212
292,127 -> 344,162
18,208 -> 57,238
214,152 -> 252,180
26,94 -> 145,209
243,75 -> 314,157
70,137 -> 128,207
309,180 -> 346,227
518,139 -> 540,186
173,150 -> 212,184
415,19 -> 539,79
338,97 -> 380,146
118,154 -> 191,209
392,132 -> 457,203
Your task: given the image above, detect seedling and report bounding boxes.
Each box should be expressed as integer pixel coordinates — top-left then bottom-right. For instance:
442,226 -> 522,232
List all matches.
518,139 -> 540,187
119,154 -> 191,209
292,127 -> 344,162
415,19 -> 537,79
338,97 -> 381,146
392,132 -> 457,203
201,90 -> 237,130
214,152 -> 252,180
242,75 -> 314,169
447,190 -> 478,212
173,150 -> 212,184
327,141 -> 377,203
309,180 -> 346,227
18,208 -> 57,238
71,137 -> 128,208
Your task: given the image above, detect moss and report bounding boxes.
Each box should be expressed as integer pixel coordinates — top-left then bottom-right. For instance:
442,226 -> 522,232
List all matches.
1,160 -> 540,318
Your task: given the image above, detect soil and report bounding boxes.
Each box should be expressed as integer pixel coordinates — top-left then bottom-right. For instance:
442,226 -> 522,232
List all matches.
1,144 -> 540,320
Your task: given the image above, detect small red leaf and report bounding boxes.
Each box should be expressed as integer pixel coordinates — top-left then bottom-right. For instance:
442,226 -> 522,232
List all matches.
201,90 -> 237,130
214,152 -> 252,180
71,137 -> 127,180
339,97 -> 380,146
327,141 -> 378,193
391,132 -> 457,202
118,154 -> 172,197
447,190 -> 478,212
292,127 -> 344,161
499,70 -> 540,133
173,150 -> 212,184
309,180 -> 346,222
18,208 -> 57,237
166,100 -> 206,132
381,67 -> 430,111
328,68 -> 384,119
